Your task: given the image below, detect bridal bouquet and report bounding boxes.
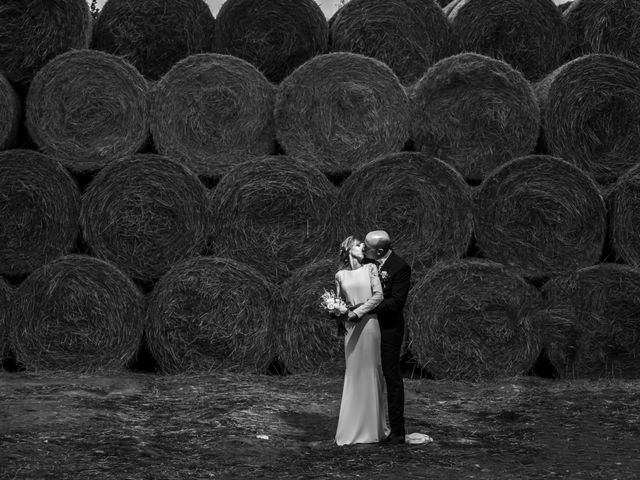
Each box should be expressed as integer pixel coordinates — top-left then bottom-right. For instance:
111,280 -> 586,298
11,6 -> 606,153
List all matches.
320,290 -> 349,316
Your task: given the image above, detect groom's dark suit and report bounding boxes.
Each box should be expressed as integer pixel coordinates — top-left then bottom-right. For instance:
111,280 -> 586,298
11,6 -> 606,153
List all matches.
373,251 -> 411,439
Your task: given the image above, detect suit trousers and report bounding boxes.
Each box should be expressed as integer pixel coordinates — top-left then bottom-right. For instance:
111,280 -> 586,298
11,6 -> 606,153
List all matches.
380,324 -> 405,437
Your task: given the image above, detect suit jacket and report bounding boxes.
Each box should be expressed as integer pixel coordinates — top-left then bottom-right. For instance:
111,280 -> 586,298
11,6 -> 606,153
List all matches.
373,251 -> 411,332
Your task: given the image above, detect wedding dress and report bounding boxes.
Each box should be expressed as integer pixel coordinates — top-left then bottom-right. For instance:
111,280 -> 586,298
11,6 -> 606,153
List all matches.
335,263 -> 390,445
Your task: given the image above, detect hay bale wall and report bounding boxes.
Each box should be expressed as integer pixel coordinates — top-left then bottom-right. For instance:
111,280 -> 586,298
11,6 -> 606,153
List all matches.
25,49 -> 149,174
12,255 -> 145,371
0,0 -> 91,85
0,278 -> 12,358
80,154 -> 210,283
149,53 -> 275,179
474,155 -> 607,278
407,259 -> 543,380
209,155 -> 337,283
275,52 -> 410,175
91,0 -> 216,80
0,73 -> 20,150
542,264 -> 640,378
328,0 -> 458,85
535,53 -> 640,185
215,0 -> 328,83
0,150 -> 81,277
333,152 -> 473,273
410,52 -> 540,182
565,0 -> 640,66
145,256 -> 277,373
605,162 -> 640,267
447,0 -> 567,81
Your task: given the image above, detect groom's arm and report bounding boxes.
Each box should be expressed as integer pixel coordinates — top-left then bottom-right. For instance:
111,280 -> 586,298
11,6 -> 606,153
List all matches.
374,264 -> 411,315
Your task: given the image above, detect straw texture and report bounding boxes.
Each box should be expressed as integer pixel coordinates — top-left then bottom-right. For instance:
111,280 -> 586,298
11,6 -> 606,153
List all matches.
474,155 -> 606,278
410,52 -> 540,182
407,259 -> 544,380
215,0 -> 328,83
535,53 -> 640,185
328,0 -> 457,85
275,52 -> 410,175
91,0 -> 216,80
145,256 -> 277,373
0,73 -> 20,149
605,162 -> 640,267
26,49 -> 149,174
0,0 -> 91,85
0,278 -> 12,358
0,150 -> 81,277
332,152 -> 473,273
209,155 -> 337,283
12,255 -> 145,372
542,264 -> 640,378
80,154 -> 210,282
149,53 -> 275,179
446,0 -> 567,81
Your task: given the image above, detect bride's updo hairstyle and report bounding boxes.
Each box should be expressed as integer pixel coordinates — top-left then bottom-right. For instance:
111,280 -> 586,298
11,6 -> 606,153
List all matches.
339,235 -> 360,268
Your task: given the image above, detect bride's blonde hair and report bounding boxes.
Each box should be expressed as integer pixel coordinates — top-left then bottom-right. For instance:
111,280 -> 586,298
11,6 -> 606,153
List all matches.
339,235 -> 360,269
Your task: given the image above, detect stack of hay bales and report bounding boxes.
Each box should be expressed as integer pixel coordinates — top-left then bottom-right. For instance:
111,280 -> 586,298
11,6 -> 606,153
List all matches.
535,53 -> 640,185
80,154 -> 210,283
333,152 -> 473,273
445,0 -> 567,81
145,256 -> 277,373
26,49 -> 149,174
275,52 -> 410,176
328,0 -> 458,85
605,163 -> 640,266
409,52 -> 540,182
0,0 -> 91,86
209,155 -> 337,283
149,53 -> 276,179
215,0 -> 328,83
0,150 -> 81,278
542,263 -> 640,378
474,155 -> 607,278
406,259 -> 544,380
564,0 -> 640,66
12,255 -> 145,371
275,259 -> 345,374
91,0 -> 216,80
0,73 -> 20,149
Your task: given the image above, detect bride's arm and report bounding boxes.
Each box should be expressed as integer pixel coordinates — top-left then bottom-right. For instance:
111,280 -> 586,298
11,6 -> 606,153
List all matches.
352,263 -> 383,319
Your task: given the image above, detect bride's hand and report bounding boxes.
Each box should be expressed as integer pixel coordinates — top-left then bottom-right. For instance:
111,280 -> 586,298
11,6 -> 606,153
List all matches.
347,310 -> 358,321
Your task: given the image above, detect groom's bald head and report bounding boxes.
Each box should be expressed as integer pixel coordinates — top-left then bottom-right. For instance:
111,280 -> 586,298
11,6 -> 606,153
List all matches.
364,230 -> 391,259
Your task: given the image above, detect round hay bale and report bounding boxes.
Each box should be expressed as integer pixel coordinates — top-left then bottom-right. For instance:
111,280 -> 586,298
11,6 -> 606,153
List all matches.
215,0 -> 328,83
535,53 -> 640,185
275,52 -> 410,175
209,155 -> 337,283
91,0 -> 216,80
0,278 -> 12,358
12,254 -> 145,371
149,53 -> 276,179
0,0 -> 91,85
275,258 -> 345,374
605,162 -> 640,266
0,73 -> 20,149
446,0 -> 567,81
80,154 -> 210,283
145,256 -> 277,373
474,155 -> 606,278
542,263 -> 640,378
25,49 -> 149,174
564,0 -> 640,65
333,152 -> 473,273
407,259 -> 543,380
328,0 -> 458,85
410,52 -> 540,182
0,150 -> 81,277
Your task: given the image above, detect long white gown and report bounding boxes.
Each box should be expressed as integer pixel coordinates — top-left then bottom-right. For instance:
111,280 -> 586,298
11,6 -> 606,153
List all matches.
334,263 -> 390,446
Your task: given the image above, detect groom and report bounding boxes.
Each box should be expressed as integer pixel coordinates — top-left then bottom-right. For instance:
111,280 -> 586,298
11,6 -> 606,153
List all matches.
363,230 -> 411,445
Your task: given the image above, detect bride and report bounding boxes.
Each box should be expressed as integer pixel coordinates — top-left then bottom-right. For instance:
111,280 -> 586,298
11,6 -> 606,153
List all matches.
334,235 -> 390,446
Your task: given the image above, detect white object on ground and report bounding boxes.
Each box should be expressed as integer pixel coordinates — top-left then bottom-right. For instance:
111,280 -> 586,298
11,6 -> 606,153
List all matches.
405,433 -> 433,444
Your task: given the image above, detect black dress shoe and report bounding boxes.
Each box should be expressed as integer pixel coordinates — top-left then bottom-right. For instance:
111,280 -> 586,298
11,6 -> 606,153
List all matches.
380,434 -> 405,445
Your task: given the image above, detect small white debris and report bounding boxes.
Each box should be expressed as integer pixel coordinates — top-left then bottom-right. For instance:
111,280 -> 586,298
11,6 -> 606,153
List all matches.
256,434 -> 269,440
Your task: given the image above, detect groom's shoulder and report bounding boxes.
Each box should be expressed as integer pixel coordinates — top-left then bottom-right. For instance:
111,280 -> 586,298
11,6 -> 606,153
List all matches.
390,252 -> 411,272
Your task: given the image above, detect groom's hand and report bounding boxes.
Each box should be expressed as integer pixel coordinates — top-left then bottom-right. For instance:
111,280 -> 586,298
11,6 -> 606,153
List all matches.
347,310 -> 358,321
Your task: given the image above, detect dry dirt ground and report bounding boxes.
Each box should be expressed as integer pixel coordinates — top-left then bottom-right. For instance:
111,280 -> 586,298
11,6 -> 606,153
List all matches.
1,371 -> 639,479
